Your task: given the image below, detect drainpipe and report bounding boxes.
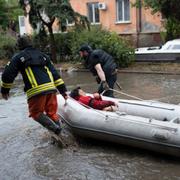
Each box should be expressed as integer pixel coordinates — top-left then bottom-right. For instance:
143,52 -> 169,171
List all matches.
136,0 -> 142,47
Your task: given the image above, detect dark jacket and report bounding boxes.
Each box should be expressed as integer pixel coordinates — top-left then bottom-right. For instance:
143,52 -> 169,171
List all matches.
1,47 -> 66,99
85,49 -> 117,77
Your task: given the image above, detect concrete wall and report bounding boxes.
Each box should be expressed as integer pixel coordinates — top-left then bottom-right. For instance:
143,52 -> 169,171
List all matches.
141,8 -> 162,32
121,32 -> 162,48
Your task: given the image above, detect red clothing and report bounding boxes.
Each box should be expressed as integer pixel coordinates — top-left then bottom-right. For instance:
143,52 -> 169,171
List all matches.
76,95 -> 115,110
28,93 -> 59,122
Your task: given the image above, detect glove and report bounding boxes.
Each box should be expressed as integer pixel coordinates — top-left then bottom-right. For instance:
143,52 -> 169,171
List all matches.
95,76 -> 101,84
61,92 -> 68,100
100,81 -> 109,90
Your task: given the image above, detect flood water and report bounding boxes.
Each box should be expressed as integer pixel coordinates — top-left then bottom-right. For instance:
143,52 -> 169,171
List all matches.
1,70 -> 180,180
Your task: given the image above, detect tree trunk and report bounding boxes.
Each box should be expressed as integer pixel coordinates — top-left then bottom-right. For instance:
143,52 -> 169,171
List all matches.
47,25 -> 57,63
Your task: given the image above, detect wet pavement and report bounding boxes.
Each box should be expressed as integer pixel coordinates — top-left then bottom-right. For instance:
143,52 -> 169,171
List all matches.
1,71 -> 180,180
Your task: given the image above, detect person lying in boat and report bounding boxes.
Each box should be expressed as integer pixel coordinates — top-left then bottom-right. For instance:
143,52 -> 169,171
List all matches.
70,87 -> 118,111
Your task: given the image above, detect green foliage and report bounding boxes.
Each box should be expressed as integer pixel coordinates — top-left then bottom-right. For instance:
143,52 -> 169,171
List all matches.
165,18 -> 180,41
19,0 -> 89,62
159,31 -> 166,43
19,0 -> 89,31
70,27 -> 134,67
54,33 -> 73,61
32,26 -> 48,50
142,0 -> 180,20
0,0 -> 23,30
0,32 -> 16,60
133,0 -> 161,15
102,32 -> 134,67
53,27 -> 134,67
134,0 -> 180,41
0,0 -> 9,29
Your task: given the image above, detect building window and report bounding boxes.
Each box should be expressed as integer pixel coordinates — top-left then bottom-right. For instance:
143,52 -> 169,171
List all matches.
116,0 -> 130,22
87,2 -> 100,24
18,16 -> 26,35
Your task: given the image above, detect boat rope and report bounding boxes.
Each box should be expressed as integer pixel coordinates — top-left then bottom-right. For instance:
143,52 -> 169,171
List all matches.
107,88 -> 144,101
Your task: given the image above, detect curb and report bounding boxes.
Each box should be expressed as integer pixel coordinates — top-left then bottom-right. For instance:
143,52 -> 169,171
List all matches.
1,66 -> 180,75
117,70 -> 180,75
60,68 -> 180,75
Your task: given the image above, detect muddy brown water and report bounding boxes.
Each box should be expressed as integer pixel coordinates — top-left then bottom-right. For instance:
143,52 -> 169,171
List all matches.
1,71 -> 180,180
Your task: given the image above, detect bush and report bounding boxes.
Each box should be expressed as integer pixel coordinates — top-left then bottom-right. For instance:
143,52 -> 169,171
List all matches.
71,27 -> 134,67
33,26 -> 135,67
165,18 -> 180,41
54,33 -> 74,61
0,32 -> 16,60
69,26 -> 135,67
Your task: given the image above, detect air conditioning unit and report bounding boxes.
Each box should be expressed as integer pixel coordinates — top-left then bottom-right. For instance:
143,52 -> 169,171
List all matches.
98,3 -> 107,10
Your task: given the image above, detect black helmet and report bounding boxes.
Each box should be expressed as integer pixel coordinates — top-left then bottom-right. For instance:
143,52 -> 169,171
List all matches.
17,35 -> 32,50
79,44 -> 92,53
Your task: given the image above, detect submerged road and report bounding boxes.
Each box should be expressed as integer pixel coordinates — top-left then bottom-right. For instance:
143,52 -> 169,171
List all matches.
1,71 -> 180,179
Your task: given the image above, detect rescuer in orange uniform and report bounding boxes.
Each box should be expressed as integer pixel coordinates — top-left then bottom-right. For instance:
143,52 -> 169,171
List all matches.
1,35 -> 67,135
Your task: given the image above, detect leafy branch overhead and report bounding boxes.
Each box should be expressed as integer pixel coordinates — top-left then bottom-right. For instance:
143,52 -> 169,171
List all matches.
19,0 -> 89,31
141,0 -> 180,20
134,0 -> 180,41
0,0 -> 23,31
19,0 -> 90,63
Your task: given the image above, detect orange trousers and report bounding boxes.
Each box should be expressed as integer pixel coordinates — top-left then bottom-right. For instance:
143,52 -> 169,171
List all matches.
28,93 -> 59,122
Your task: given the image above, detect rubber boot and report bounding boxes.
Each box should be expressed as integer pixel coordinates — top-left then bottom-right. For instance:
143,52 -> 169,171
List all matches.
36,113 -> 61,135
54,120 -> 61,127
54,120 -> 66,129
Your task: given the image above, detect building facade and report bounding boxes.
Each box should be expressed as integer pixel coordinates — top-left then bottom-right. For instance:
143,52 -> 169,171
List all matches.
20,0 -> 163,47
70,0 -> 163,47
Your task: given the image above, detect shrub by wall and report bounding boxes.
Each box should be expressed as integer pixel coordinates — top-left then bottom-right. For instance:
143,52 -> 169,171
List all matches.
33,26 -> 135,67
69,26 -> 135,67
54,33 -> 73,61
0,32 -> 16,60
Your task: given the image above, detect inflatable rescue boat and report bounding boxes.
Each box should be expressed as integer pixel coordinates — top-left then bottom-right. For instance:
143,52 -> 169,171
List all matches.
57,94 -> 180,157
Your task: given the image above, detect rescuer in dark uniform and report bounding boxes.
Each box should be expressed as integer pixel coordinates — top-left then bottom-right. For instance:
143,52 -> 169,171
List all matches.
1,35 -> 67,135
79,44 -> 117,97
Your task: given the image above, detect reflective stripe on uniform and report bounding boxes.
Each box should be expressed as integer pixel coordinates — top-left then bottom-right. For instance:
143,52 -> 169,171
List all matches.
54,78 -> 64,86
26,82 -> 56,99
45,66 -> 54,82
25,67 -> 38,88
1,81 -> 13,88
